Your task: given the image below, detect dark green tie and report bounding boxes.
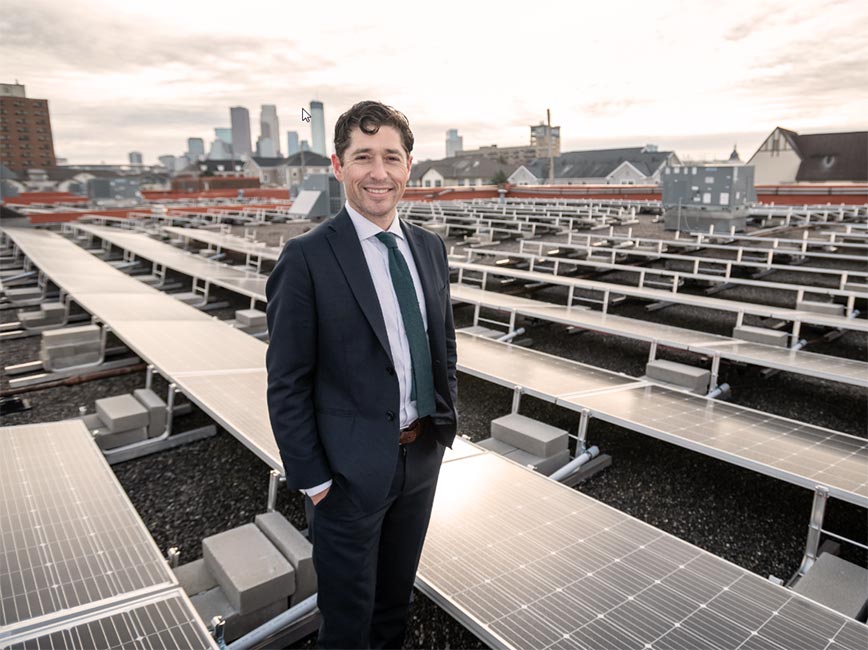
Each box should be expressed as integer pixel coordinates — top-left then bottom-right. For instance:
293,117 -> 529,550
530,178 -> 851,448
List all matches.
375,231 -> 436,419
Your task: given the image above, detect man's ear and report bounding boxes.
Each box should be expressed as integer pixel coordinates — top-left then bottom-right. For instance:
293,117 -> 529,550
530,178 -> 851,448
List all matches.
331,153 -> 343,182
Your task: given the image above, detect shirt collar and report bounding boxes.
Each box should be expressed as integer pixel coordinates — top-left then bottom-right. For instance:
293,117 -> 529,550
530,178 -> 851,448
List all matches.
345,201 -> 404,242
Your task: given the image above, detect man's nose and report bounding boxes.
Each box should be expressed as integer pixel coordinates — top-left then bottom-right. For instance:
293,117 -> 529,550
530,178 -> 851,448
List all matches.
369,156 -> 388,179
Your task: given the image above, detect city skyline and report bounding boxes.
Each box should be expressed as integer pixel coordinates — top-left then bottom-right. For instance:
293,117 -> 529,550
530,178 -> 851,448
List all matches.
2,0 -> 866,166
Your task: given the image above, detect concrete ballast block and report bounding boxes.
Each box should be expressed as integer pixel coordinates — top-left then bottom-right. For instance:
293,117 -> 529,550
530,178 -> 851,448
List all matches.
235,309 -> 266,329
797,299 -> 845,317
646,359 -> 710,394
732,325 -> 789,348
95,394 -> 149,433
94,426 -> 148,450
203,523 -> 295,614
477,437 -> 519,456
41,324 -> 100,347
792,553 -> 868,619
191,587 -> 287,644
505,447 -> 571,476
254,512 -> 316,605
491,413 -> 569,457
133,388 -> 167,437
174,558 -> 219,597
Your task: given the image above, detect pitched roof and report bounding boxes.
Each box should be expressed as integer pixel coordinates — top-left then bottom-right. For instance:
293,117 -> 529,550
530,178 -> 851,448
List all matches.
251,156 -> 288,168
794,131 -> 868,182
410,155 -> 520,181
523,147 -> 673,179
285,151 -> 331,167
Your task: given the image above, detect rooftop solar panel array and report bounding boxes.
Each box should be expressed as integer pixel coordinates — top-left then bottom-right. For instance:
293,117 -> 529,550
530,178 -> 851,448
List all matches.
161,226 -> 282,261
451,283 -> 868,388
74,224 -> 268,302
0,420 -> 216,649
420,444 -> 867,650
457,333 -> 868,507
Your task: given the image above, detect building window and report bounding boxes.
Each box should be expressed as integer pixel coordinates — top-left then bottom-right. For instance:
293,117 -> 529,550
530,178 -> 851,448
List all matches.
435,180 -> 442,187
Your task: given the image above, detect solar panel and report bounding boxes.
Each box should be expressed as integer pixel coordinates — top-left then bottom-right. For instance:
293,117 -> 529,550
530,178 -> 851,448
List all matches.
0,421 -> 176,628
114,321 -> 265,376
2,589 -> 217,650
418,448 -> 865,650
456,332 -> 639,400
452,283 -> 868,389
71,293 -> 213,323
162,226 -> 282,260
560,384 -> 868,507
172,370 -> 282,471
76,225 -> 268,302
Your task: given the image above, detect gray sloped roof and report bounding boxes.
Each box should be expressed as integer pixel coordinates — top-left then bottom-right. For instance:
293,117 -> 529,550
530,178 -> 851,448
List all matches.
523,147 -> 673,180
285,151 -> 331,167
794,131 -> 868,182
410,155 -> 520,181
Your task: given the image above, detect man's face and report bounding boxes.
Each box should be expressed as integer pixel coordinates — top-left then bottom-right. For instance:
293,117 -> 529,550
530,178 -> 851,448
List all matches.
332,125 -> 412,223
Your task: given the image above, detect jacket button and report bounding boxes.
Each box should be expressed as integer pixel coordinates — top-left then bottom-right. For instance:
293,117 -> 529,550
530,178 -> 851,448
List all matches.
386,410 -> 395,421
386,366 -> 395,375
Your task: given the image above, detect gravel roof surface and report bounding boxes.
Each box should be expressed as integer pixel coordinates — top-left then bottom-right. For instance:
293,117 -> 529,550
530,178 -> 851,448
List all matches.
1,210 -> 865,649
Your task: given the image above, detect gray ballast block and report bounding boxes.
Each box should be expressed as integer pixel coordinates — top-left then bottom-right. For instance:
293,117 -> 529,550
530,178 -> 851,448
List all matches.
732,325 -> 789,347
255,512 -> 316,605
171,291 -> 203,305
796,299 -> 845,317
203,523 -> 295,615
94,426 -> 148,450
95,394 -> 149,433
491,413 -> 569,458
793,553 -> 868,619
477,437 -> 519,455
191,587 -> 287,644
41,324 -> 100,347
235,309 -> 266,329
133,388 -> 167,437
174,558 -> 219,597
646,359 -> 710,394
506,447 -> 572,476
4,286 -> 42,300
41,303 -> 66,321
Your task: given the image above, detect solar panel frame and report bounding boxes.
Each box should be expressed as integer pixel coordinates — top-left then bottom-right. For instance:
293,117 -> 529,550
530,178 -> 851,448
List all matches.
417,447 -> 865,650
0,421 -> 177,631
2,588 -> 218,650
558,384 -> 868,507
162,226 -> 282,260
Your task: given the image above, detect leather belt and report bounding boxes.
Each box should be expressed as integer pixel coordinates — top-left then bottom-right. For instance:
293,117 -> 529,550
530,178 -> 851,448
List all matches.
399,418 -> 424,445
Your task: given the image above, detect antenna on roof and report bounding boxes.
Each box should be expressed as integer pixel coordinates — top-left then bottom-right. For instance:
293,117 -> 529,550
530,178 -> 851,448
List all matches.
547,109 -> 554,185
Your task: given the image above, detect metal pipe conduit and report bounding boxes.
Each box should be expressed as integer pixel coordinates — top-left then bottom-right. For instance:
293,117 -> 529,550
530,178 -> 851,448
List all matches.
550,446 -> 600,482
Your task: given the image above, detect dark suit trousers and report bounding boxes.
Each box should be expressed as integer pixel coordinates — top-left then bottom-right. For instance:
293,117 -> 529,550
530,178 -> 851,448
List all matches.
307,432 -> 445,649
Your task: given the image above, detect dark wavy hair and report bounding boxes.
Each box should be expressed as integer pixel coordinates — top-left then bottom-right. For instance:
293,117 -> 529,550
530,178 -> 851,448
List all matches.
333,101 -> 414,163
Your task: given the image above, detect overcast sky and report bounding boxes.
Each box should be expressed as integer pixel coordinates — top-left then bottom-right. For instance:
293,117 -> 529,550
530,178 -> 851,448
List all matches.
2,0 -> 866,165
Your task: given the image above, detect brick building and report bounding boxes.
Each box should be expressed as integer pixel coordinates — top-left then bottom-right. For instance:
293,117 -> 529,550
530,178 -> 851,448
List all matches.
0,83 -> 57,172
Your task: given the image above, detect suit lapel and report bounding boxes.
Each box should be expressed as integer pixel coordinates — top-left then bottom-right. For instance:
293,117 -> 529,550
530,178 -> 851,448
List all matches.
326,209 -> 393,362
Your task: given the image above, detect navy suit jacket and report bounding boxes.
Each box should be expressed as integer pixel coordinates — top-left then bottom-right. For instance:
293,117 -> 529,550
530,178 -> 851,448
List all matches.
265,208 -> 458,512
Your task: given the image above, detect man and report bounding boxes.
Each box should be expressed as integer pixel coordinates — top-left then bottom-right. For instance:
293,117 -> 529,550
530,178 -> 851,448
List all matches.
265,101 -> 458,649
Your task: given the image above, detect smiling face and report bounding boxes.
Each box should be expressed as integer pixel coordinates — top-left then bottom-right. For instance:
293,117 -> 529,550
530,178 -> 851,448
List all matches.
331,125 -> 412,228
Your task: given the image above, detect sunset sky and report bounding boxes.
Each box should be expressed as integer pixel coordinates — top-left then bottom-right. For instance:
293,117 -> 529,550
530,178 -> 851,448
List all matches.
2,0 -> 866,165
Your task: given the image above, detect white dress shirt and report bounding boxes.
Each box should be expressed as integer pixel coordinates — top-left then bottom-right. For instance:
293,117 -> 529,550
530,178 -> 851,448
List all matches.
303,202 -> 430,497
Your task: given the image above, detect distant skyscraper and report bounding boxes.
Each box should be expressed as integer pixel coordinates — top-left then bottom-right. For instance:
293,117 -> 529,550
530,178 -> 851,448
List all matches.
215,127 -> 232,145
208,139 -> 232,160
187,137 -> 205,160
158,154 -> 177,170
260,105 -> 280,156
256,136 -> 277,158
446,129 -> 463,158
310,100 -> 326,155
286,131 -> 300,155
128,151 -> 143,165
230,106 -> 252,159
300,139 -> 311,152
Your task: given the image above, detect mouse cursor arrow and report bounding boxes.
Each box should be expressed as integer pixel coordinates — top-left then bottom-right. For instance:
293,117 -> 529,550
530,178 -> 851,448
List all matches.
301,108 -> 311,122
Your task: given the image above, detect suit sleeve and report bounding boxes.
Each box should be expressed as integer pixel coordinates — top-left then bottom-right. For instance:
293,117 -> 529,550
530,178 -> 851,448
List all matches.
440,237 -> 458,407
265,238 -> 332,490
